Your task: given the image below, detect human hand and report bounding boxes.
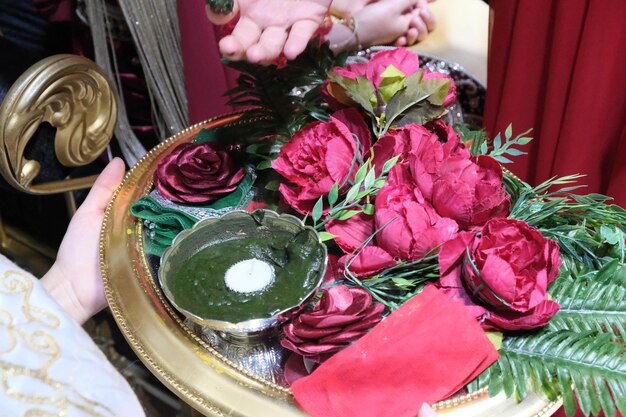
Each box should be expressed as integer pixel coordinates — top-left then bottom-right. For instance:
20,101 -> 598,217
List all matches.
207,0 -> 333,64
395,0 -> 436,46
41,157 -> 126,324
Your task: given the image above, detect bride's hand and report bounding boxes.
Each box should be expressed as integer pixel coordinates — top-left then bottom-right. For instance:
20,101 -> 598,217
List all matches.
41,158 -> 125,324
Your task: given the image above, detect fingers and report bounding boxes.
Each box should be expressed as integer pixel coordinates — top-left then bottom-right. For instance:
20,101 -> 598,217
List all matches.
420,7 -> 436,32
395,35 -> 408,47
410,12 -> 429,42
284,20 -> 319,60
405,27 -> 419,46
81,157 -> 126,214
219,16 -> 262,60
247,26 -> 288,64
388,0 -> 419,14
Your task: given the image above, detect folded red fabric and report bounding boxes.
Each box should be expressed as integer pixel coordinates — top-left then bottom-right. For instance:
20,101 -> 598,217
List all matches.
291,285 -> 499,417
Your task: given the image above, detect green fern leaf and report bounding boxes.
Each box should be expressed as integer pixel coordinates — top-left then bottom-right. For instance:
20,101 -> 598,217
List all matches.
471,330 -> 626,417
549,279 -> 626,341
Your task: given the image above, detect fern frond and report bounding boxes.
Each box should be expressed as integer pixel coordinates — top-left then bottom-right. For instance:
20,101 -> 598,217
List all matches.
549,278 -> 626,341
222,40 -> 338,148
471,330 -> 626,417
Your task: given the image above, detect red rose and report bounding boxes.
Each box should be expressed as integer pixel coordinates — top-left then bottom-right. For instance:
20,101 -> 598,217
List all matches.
423,68 -> 458,107
154,142 -> 245,204
439,218 -> 562,330
273,109 -> 371,214
281,285 -> 384,362
432,155 -> 510,229
375,166 -> 458,260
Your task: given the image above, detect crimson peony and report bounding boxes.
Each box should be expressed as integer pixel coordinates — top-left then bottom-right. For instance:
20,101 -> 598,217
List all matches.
439,218 -> 562,330
272,109 -> 371,214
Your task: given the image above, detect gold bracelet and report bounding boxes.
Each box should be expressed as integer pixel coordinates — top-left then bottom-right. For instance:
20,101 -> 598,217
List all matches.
329,15 -> 362,51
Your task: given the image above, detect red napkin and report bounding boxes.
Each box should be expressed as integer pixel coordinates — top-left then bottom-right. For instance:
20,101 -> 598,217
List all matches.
291,285 -> 499,417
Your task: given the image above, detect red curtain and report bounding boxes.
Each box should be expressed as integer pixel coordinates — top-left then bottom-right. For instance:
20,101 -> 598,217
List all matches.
177,0 -> 239,123
487,1 -> 625,416
484,0 -> 626,208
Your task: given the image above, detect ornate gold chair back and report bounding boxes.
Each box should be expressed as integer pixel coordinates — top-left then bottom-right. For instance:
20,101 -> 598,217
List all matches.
0,54 -> 116,194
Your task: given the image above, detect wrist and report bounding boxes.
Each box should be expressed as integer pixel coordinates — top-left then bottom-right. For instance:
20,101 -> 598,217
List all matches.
41,264 -> 93,324
326,15 -> 362,53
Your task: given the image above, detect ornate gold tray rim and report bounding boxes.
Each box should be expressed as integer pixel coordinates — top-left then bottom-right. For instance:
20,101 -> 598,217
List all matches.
100,112 -> 561,417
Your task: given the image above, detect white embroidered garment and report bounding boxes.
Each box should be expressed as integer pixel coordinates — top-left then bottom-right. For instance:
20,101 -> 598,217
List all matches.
0,254 -> 145,417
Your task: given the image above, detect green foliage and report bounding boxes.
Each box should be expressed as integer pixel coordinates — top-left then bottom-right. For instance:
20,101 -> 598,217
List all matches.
469,330 -> 626,417
488,125 -> 532,164
379,70 -> 450,135
506,173 -> 626,270
549,278 -> 626,342
453,123 -> 490,156
345,253 -> 439,310
223,40 -> 340,163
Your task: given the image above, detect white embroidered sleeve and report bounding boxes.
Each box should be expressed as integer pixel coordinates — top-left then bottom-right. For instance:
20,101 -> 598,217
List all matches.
0,254 -> 146,417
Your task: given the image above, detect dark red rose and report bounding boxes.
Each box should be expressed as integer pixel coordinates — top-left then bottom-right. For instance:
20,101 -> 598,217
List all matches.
154,142 -> 245,204
439,218 -> 562,330
281,285 -> 385,362
432,155 -> 510,229
273,109 -> 371,214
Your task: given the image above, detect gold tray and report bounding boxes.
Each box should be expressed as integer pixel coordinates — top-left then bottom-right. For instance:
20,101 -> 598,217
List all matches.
100,113 -> 562,417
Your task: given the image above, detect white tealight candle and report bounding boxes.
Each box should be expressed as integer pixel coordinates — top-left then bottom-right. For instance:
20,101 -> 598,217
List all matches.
224,259 -> 275,294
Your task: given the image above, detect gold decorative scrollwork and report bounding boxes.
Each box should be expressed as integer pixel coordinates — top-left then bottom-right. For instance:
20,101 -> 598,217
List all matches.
0,54 -> 116,194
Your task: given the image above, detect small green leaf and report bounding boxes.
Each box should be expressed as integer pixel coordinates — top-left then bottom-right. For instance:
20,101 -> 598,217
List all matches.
364,169 -> 376,190
504,148 -> 526,157
480,141 -> 489,155
494,155 -> 514,164
391,277 -> 416,290
600,225 -> 622,245
264,180 -> 280,191
328,183 -> 339,206
257,160 -> 273,170
328,73 -> 376,114
354,163 -> 369,184
346,182 -> 362,202
381,154 -> 401,175
362,204 -> 375,215
334,210 -> 361,221
505,124 -> 513,140
374,179 -> 387,188
493,133 -> 502,150
319,231 -> 336,242
518,136 -> 533,145
311,197 -> 324,223
377,65 -> 407,103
